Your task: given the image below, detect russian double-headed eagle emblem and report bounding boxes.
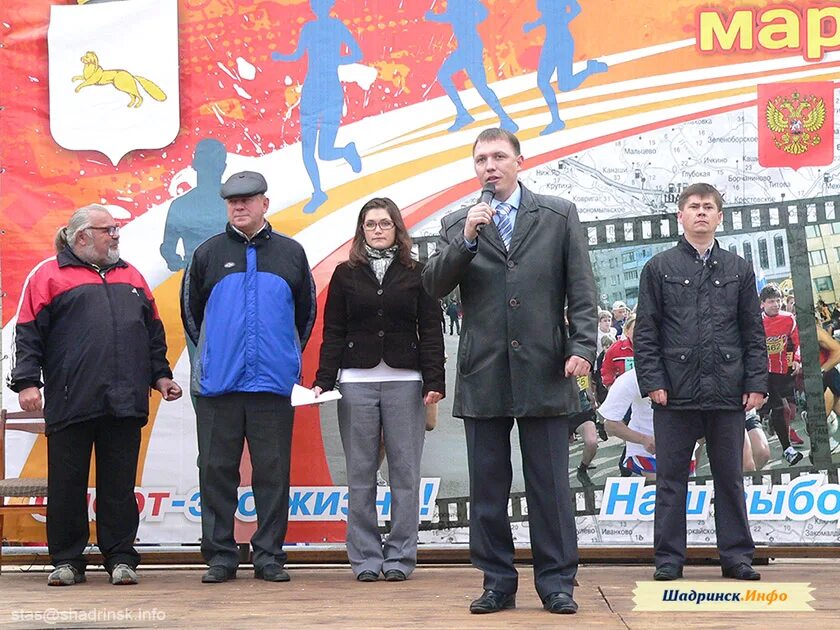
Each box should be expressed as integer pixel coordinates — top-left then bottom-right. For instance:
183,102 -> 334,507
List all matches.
765,90 -> 827,155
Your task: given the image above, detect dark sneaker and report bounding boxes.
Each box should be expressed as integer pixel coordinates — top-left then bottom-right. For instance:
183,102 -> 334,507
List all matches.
784,447 -> 804,466
653,563 -> 683,581
576,466 -> 594,487
254,563 -> 290,582
722,563 -> 761,580
201,565 -> 236,583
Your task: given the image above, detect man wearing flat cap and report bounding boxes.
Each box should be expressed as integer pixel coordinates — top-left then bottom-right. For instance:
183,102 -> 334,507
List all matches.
181,170 -> 316,584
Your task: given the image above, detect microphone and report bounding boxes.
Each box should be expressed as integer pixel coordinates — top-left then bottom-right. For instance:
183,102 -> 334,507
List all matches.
476,182 -> 495,234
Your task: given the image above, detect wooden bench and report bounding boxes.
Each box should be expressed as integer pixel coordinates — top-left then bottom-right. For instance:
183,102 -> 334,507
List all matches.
0,409 -> 48,571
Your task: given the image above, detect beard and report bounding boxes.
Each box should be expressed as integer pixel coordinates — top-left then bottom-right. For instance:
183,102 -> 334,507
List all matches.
103,245 -> 120,265
76,241 -> 120,267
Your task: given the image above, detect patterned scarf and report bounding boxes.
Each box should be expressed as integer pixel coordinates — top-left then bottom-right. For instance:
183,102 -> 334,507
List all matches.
365,244 -> 399,284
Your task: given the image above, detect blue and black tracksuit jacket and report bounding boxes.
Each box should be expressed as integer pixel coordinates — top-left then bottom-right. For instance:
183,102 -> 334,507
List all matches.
181,222 -> 316,398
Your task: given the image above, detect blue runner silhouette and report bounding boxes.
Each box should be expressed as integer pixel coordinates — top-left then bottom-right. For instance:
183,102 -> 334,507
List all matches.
524,0 -> 608,135
160,138 -> 228,271
273,0 -> 363,214
425,0 -> 518,133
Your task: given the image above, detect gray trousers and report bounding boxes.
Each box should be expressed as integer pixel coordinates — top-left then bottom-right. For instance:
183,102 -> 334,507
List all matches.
338,381 -> 426,577
196,392 -> 294,571
464,416 -> 578,600
653,407 -> 754,569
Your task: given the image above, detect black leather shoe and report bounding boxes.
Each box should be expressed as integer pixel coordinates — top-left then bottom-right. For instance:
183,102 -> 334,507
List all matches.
653,564 -> 683,581
469,590 -> 516,614
384,569 -> 406,582
722,563 -> 761,580
357,570 -> 379,582
201,566 -> 236,583
543,592 -> 578,614
254,563 -> 290,582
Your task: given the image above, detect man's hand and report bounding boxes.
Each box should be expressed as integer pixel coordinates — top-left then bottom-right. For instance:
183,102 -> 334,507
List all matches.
649,389 -> 668,406
463,202 -> 494,242
564,355 -> 591,378
155,377 -> 183,401
424,391 -> 443,405
18,387 -> 43,412
312,386 -> 323,397
743,392 -> 764,412
642,435 -> 656,455
791,361 -> 802,375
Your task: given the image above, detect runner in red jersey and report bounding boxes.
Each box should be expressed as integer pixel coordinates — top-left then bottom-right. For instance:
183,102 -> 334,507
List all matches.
600,314 -> 635,388
759,285 -> 802,465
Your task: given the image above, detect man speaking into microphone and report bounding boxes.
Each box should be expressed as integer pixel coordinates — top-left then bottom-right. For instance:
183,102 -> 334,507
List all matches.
423,128 -> 597,615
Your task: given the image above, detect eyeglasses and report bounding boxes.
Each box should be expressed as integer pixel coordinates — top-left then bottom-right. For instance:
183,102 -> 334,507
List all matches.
87,225 -> 120,237
363,219 -> 395,231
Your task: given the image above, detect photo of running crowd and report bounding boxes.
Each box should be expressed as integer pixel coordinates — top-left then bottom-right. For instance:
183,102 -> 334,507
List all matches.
417,206 -> 840,497
559,241 -> 840,490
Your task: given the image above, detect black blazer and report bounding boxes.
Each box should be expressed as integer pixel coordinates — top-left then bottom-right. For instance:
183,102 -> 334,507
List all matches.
314,259 -> 446,396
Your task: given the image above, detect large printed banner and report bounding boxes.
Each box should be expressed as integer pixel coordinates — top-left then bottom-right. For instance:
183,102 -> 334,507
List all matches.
2,0 -> 840,546
420,474 -> 840,547
22,480 -> 442,528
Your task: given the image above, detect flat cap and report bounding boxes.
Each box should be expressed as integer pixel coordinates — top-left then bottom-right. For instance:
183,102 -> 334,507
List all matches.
220,171 -> 268,199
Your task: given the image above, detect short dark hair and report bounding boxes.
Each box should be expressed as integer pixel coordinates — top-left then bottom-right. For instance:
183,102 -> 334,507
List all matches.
759,284 -> 782,301
677,183 -> 723,212
472,128 -> 521,156
348,197 -> 415,269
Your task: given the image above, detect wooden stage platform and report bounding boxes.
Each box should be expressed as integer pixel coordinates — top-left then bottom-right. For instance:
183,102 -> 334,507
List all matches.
0,560 -> 833,628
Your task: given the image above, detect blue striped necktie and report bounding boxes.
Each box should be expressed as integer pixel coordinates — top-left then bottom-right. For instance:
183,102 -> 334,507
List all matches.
495,202 -> 514,250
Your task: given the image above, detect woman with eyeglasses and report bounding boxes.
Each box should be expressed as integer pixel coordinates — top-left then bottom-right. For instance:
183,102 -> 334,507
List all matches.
313,197 -> 445,582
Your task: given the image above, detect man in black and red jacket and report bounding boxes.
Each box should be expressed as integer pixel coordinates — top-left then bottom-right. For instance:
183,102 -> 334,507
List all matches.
9,204 -> 182,587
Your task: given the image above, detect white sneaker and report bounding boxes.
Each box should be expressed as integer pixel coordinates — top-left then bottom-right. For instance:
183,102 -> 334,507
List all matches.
110,563 -> 138,585
47,564 -> 86,586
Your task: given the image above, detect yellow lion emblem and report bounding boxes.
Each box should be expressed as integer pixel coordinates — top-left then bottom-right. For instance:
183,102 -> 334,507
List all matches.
72,51 -> 167,108
765,90 -> 826,155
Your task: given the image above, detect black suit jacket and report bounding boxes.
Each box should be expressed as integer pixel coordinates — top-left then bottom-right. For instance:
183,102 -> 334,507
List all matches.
314,259 -> 445,396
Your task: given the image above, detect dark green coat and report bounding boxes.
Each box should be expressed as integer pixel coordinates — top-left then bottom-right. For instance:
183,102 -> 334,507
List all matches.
422,184 -> 597,418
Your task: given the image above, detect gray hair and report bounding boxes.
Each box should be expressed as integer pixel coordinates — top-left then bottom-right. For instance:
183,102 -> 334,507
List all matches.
54,204 -> 111,254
